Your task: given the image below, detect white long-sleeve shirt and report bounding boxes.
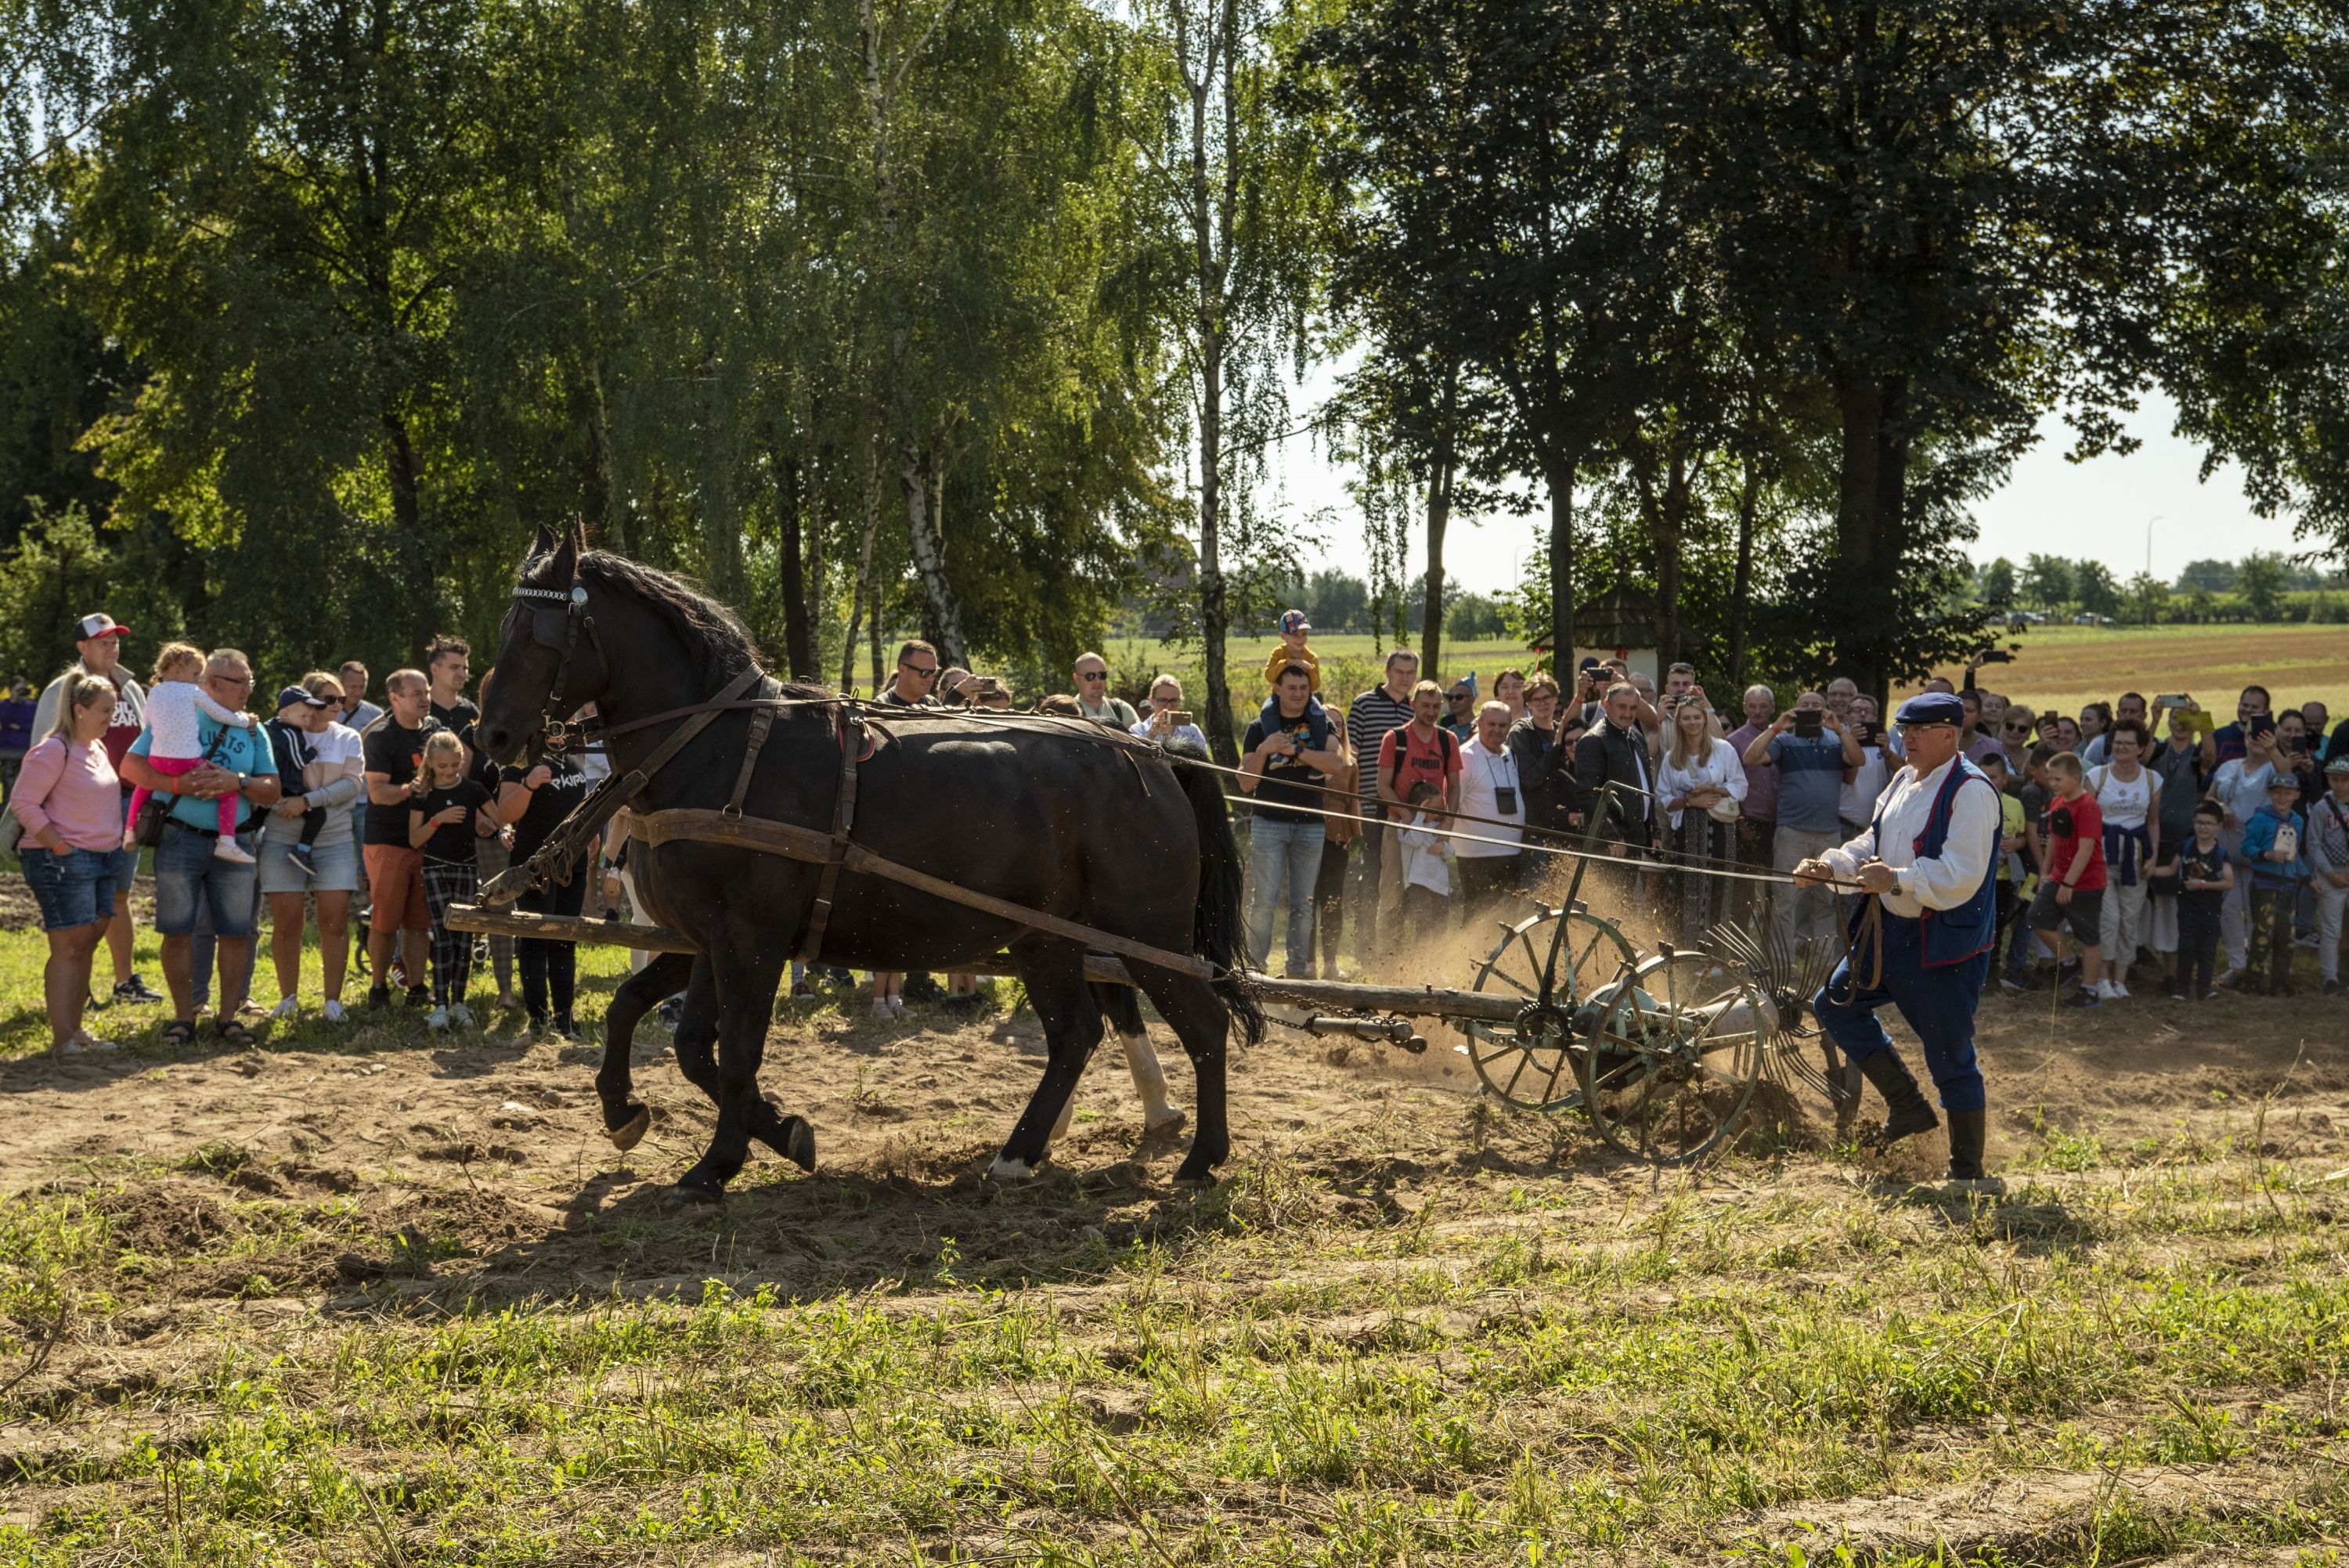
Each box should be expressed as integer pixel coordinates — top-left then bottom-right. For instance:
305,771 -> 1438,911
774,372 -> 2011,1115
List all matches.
1820,756 -> 2001,917
1656,737 -> 1748,831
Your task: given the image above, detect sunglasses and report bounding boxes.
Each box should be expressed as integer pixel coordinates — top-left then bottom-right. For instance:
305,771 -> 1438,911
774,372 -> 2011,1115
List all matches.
900,663 -> 939,678
1078,671 -> 1108,682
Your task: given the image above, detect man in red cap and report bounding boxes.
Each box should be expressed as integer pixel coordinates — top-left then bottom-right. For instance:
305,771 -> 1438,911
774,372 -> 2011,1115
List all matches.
31,613 -> 162,1004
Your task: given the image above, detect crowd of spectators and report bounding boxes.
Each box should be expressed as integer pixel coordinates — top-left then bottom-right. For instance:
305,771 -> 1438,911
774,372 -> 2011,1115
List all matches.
9,602 -> 2342,1051
4,613 -> 624,1051
1237,623 -> 2349,1005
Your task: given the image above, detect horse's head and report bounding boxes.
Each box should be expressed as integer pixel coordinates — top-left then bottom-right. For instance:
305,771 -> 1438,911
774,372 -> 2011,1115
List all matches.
477,521 -> 608,767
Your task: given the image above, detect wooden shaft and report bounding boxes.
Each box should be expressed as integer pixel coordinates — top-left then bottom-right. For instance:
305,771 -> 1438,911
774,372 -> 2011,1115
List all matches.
439,905 -> 1525,1023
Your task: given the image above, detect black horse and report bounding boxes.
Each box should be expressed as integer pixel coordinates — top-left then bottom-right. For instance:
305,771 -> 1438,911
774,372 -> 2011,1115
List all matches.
474,524 -> 1260,1197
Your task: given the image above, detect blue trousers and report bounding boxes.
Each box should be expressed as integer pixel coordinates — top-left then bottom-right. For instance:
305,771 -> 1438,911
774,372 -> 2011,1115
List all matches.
1813,910 -> 1990,1113
1247,816 -> 1323,978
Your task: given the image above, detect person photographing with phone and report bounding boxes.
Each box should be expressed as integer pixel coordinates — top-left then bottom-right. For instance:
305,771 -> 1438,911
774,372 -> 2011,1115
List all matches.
1131,674 -> 1209,752
1239,665 -> 1347,978
1791,692 -> 2003,1187
1743,690 -> 1864,953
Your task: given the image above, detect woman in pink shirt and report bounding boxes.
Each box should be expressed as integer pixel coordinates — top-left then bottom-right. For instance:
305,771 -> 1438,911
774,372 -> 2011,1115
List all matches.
9,674 -> 128,1052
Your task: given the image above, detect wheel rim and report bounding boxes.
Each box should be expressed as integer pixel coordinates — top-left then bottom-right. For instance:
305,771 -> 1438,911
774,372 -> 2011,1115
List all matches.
1578,950 -> 1766,1162
1466,907 -> 1636,1112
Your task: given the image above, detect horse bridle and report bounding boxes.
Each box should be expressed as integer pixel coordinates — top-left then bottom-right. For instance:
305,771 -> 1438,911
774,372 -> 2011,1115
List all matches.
511,578 -> 606,748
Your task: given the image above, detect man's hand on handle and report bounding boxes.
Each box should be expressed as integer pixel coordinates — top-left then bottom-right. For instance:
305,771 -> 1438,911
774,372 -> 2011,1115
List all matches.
1792,856 -> 1895,893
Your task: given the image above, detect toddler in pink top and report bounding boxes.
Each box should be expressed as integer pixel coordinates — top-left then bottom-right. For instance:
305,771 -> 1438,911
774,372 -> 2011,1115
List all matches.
122,643 -> 257,863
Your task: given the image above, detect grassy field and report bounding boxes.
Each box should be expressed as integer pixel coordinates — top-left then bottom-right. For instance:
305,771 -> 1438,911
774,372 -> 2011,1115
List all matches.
5,900 -> 2349,1565
1918,623 -> 2349,724
1102,623 -> 2349,734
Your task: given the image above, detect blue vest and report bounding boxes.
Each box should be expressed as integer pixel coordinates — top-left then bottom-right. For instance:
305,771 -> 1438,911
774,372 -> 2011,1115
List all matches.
1860,755 -> 2001,967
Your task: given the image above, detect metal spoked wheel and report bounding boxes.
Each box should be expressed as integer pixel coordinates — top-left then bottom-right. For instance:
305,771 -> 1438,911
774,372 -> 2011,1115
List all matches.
1577,949 -> 1769,1163
1465,906 -> 1638,1112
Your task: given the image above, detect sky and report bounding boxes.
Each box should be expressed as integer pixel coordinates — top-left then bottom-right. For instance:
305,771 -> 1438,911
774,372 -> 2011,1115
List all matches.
1264,384 -> 2311,598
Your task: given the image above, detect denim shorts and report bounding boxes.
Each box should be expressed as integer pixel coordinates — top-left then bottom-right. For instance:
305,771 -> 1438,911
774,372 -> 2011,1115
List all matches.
20,845 -> 121,932
152,820 -> 259,938
257,827 -> 361,894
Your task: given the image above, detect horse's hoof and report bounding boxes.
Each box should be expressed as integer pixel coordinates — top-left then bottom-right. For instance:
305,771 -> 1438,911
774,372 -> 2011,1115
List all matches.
767,1115 -> 817,1173
1142,1108 -> 1188,1134
1171,1160 -> 1219,1188
668,1181 -> 725,1206
608,1105 -> 651,1152
751,1101 -> 816,1172
987,1154 -> 1040,1181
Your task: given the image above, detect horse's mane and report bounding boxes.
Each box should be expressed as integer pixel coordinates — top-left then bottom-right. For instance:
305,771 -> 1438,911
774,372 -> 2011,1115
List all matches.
521,544 -> 830,701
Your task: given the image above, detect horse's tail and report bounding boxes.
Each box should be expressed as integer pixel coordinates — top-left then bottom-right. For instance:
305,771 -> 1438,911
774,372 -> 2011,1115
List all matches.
1172,752 -> 1263,1047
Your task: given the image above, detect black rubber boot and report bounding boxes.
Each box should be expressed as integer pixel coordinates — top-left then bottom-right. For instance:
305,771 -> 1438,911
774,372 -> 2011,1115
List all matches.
1944,1108 -> 1989,1181
1856,1050 -> 1939,1147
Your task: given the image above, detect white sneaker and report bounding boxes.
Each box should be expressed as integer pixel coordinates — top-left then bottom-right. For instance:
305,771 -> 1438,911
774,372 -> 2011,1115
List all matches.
58,1034 -> 120,1054
2111,980 -> 2130,1000
871,998 -> 893,1020
449,1003 -> 475,1029
888,996 -> 910,1018
427,1006 -> 450,1030
212,837 -> 256,865
269,997 -> 298,1020
322,1000 -> 347,1023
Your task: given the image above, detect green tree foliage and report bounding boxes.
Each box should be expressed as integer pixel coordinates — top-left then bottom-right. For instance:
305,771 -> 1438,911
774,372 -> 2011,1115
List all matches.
2073,561 -> 2122,619
2125,571 -> 2168,626
1978,557 -> 2018,608
31,0 -> 1183,695
2236,550 -> 2290,622
1123,0 -> 1337,761
2022,554 -> 2075,611
2176,558 -> 2239,594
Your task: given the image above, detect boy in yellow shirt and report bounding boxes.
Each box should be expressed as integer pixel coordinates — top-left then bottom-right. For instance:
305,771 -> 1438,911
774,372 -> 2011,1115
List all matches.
1261,610 -> 1321,695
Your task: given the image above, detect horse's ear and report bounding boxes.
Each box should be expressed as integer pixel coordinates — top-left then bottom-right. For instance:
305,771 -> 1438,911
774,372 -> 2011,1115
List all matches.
547,521 -> 579,583
568,517 -> 589,557
530,521 -> 557,561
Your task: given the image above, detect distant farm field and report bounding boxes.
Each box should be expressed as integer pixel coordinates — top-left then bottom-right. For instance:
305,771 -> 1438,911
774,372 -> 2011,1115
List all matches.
1916,624 -> 2349,723
1101,623 -> 2349,735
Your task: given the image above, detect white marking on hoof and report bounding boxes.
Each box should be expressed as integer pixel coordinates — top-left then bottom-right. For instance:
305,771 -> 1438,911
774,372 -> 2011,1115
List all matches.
1142,1106 -> 1188,1133
988,1155 -> 1036,1181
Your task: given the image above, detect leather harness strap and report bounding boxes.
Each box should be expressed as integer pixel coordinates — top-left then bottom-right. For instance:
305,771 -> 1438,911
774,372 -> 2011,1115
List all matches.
795,708 -> 863,961
478,664 -> 768,907
723,678 -> 778,819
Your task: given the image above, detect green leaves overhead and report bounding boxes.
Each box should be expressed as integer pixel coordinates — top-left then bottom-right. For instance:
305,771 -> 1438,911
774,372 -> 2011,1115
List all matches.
16,0 -> 1192,685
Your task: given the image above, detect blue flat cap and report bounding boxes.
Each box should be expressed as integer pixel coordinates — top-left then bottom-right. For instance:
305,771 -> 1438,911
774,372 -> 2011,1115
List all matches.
1895,691 -> 1966,726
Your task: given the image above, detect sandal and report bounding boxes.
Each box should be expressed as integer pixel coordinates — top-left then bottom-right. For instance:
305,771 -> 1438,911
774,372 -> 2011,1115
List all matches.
160,1020 -> 197,1049
213,1018 -> 256,1048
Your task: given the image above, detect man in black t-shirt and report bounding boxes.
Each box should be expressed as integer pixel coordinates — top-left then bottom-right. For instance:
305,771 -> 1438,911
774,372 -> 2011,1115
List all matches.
496,739 -> 598,1035
361,669 -> 444,1007
1239,665 -> 1345,977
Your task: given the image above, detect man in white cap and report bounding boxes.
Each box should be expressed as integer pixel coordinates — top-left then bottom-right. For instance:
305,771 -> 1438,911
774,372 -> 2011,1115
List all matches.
31,613 -> 161,1004
1792,690 -> 2003,1187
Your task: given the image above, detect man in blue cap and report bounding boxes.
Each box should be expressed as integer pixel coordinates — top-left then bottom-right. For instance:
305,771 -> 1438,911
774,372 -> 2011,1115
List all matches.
1791,690 -> 2004,1187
